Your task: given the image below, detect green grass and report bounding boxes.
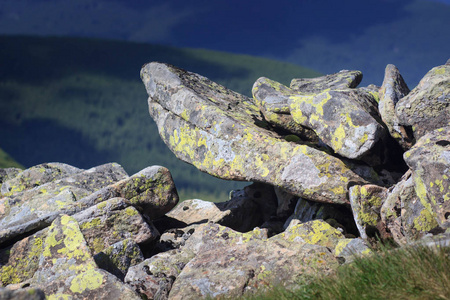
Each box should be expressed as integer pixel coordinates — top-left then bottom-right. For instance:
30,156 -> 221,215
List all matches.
241,244 -> 450,300
0,35 -> 321,201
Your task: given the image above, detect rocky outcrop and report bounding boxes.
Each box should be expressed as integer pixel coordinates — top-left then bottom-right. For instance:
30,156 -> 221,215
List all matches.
0,162 -> 178,298
1,59 -> 449,299
141,62 -> 382,205
0,164 -> 178,244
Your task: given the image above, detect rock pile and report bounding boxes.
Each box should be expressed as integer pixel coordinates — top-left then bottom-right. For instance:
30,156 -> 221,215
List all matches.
1,59 -> 449,299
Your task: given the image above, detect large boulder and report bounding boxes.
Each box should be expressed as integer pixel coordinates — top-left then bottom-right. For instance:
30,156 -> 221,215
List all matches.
381,170 -> 440,244
72,198 -> 160,254
30,215 -> 140,299
166,222 -> 339,299
252,70 -> 386,160
396,62 -> 450,139
378,64 -> 413,149
0,163 -> 82,196
403,126 -> 450,228
289,88 -> 385,160
141,62 -> 377,205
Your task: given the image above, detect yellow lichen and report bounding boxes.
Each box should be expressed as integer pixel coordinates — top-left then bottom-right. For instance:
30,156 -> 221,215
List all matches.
334,239 -> 352,256
69,269 -> 104,293
413,208 -> 439,232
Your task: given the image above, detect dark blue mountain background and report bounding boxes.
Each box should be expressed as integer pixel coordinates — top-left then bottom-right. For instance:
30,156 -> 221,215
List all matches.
1,0 -> 448,86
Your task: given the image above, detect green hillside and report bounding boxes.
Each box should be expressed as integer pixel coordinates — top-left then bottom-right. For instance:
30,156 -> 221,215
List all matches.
0,148 -> 23,169
0,35 -> 321,201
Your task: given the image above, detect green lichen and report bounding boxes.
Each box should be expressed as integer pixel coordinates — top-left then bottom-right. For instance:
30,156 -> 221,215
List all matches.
334,239 -> 352,256
97,201 -> 107,210
413,208 -> 439,232
125,206 -> 138,216
0,235 -> 44,285
256,264 -> 272,281
80,218 -> 102,230
285,220 -> 343,248
434,67 -> 446,75
1,265 -> 21,285
69,268 -> 104,293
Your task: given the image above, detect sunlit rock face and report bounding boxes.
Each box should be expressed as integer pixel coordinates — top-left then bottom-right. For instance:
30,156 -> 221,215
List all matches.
141,62 -> 380,205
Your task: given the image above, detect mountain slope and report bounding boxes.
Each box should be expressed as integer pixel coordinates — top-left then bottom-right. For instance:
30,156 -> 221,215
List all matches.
0,35 -> 321,201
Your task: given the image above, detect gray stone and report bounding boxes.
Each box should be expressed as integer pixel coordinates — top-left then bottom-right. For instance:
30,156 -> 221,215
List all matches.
349,184 -> 388,239
290,88 -> 386,159
0,287 -> 45,300
252,77 -> 318,141
73,198 -> 160,254
290,70 -> 363,91
93,239 -> 144,281
1,163 -> 82,196
125,248 -> 196,300
396,63 -> 450,139
168,222 -> 339,299
378,64 -> 413,149
0,163 -> 128,245
142,62 -> 374,205
403,126 -> 450,228
30,215 -> 141,299
0,165 -> 177,245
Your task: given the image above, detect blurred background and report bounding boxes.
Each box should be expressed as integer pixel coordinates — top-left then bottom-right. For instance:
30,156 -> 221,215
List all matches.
0,0 -> 449,201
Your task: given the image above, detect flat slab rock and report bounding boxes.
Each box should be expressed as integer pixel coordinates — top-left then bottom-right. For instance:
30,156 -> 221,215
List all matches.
141,62 -> 378,204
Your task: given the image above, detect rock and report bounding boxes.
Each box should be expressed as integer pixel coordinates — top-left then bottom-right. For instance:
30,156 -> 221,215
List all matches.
167,199 -> 229,225
349,184 -> 388,239
104,165 -> 179,219
396,63 -> 450,139
273,187 -> 298,219
277,219 -> 344,248
381,170 -> 440,244
252,71 -> 386,160
1,163 -> 82,196
0,230 -> 47,286
0,164 -> 177,245
182,223 -> 269,254
284,198 -> 358,236
158,225 -> 198,251
0,199 -> 156,286
72,198 -> 160,254
93,239 -> 144,281
378,64 -> 413,149
125,248 -> 196,300
0,168 -> 22,192
334,238 -> 371,263
403,126 -> 450,228
166,186 -> 269,233
290,88 -> 385,160
167,222 -> 338,299
0,163 -> 129,244
0,287 -> 45,300
141,62 -> 373,204
30,215 -> 140,299
290,70 -> 363,91
251,77 -> 318,141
